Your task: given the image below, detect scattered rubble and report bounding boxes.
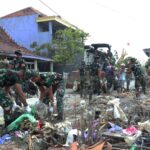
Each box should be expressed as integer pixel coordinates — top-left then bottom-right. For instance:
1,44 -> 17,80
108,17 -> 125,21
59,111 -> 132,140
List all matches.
0,90 -> 150,149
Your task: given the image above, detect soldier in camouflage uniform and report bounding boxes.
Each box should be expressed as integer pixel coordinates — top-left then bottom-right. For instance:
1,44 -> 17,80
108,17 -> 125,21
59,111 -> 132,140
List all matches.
89,58 -> 101,100
105,60 -> 115,92
0,89 -> 14,126
79,61 -> 86,98
128,58 -> 146,97
56,79 -> 65,121
31,72 -> 63,110
0,69 -> 32,113
9,50 -> 26,106
10,50 -> 26,71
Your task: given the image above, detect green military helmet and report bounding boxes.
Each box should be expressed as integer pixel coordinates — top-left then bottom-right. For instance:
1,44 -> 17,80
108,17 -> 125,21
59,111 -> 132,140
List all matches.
14,50 -> 22,56
25,69 -> 39,80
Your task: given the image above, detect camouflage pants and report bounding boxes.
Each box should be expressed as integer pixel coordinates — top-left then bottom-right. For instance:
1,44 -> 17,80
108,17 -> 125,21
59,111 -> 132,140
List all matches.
0,90 -> 13,123
106,75 -> 115,91
91,76 -> 101,95
135,76 -> 146,95
56,89 -> 64,120
43,95 -> 50,106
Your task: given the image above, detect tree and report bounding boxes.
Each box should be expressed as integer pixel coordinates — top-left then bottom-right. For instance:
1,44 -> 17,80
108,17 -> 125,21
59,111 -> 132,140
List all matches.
31,28 -> 89,66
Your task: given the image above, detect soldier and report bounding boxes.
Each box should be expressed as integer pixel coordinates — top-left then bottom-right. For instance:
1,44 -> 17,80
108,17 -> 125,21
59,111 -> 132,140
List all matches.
79,61 -> 86,98
89,58 -> 101,100
31,72 -> 64,118
56,79 -> 65,121
125,61 -> 132,91
0,69 -> 32,113
10,50 -> 26,71
9,50 -> 26,106
105,61 -> 115,92
0,89 -> 14,126
128,58 -> 146,97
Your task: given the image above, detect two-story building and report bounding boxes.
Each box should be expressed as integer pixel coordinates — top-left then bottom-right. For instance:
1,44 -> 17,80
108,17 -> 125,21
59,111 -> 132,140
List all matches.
0,7 -> 77,72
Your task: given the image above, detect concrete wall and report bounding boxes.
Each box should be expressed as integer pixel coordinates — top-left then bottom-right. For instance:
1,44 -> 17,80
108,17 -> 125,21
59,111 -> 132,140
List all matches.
0,14 -> 52,51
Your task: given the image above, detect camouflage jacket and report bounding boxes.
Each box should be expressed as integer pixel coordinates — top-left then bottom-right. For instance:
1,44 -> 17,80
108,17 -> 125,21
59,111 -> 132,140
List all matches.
131,64 -> 144,78
36,73 -> 63,88
10,58 -> 26,71
0,69 -> 22,87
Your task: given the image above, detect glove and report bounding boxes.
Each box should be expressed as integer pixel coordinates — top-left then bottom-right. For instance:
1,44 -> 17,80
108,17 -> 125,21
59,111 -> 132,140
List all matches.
12,102 -> 21,111
24,105 -> 32,113
49,106 -> 54,113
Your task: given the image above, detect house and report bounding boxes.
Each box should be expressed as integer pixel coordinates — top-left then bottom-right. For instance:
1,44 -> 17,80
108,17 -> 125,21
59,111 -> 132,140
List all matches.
143,48 -> 150,57
0,26 -> 53,71
0,7 -> 77,72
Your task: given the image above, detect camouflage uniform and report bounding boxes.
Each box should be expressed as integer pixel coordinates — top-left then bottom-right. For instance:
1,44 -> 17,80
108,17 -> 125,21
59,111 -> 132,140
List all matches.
35,73 -> 63,106
89,59 -> 101,100
79,61 -> 86,98
105,64 -> 115,91
0,69 -> 22,87
0,88 -> 14,126
10,50 -> 26,71
0,69 -> 23,107
130,63 -> 146,96
10,57 -> 26,71
56,79 -> 65,120
10,51 -> 26,106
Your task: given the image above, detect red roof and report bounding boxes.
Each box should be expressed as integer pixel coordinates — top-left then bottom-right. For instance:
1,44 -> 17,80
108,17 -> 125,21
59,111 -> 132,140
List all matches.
0,26 -> 33,55
1,7 -> 47,19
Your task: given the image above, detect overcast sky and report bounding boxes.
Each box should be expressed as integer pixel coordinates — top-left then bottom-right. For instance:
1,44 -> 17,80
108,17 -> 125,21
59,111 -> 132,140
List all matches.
0,0 -> 150,62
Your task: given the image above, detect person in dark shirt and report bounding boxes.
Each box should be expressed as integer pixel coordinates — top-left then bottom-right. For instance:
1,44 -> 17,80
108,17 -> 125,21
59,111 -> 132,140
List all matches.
128,58 -> 146,97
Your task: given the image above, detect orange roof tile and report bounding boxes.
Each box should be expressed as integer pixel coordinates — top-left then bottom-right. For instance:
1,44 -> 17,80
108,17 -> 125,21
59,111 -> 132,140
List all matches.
1,7 -> 47,19
0,26 -> 33,55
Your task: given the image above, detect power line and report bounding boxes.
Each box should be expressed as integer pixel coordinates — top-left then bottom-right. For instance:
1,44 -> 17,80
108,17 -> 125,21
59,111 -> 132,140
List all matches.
37,0 -> 118,44
94,0 -> 145,23
38,0 -> 60,16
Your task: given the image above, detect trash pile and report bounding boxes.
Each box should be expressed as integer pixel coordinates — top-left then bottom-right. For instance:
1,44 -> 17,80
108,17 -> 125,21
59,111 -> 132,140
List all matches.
0,92 -> 150,149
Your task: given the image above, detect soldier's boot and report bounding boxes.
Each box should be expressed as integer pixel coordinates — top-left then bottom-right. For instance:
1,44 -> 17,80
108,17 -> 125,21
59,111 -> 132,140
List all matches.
135,91 -> 140,99
57,112 -> 63,121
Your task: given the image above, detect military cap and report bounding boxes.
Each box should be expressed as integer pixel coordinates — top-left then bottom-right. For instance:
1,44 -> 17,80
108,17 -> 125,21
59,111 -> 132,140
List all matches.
130,58 -> 136,63
14,50 -> 22,56
25,70 -> 39,79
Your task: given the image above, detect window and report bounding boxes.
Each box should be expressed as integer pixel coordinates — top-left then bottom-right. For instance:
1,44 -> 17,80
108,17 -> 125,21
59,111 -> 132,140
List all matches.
38,22 -> 49,32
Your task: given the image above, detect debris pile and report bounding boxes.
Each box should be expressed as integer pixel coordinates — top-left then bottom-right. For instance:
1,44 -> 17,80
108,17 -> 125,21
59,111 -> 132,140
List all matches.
0,92 -> 150,149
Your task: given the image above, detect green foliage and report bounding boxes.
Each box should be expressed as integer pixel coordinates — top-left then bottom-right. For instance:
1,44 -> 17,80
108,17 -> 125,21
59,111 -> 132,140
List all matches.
31,28 -> 89,65
51,28 -> 89,64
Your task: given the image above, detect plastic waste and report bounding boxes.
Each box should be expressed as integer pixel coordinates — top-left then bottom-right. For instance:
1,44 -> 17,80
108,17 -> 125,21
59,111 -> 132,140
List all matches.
0,134 -> 11,145
64,129 -> 81,146
130,143 -> 137,150
124,130 -> 142,146
14,131 -> 28,139
108,122 -> 123,132
138,120 -> 150,133
107,98 -> 128,122
7,113 -> 36,131
34,101 -> 48,119
123,126 -> 138,136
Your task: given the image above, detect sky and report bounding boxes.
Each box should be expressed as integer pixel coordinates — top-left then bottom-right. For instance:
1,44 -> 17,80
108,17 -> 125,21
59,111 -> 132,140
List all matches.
0,0 -> 150,63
